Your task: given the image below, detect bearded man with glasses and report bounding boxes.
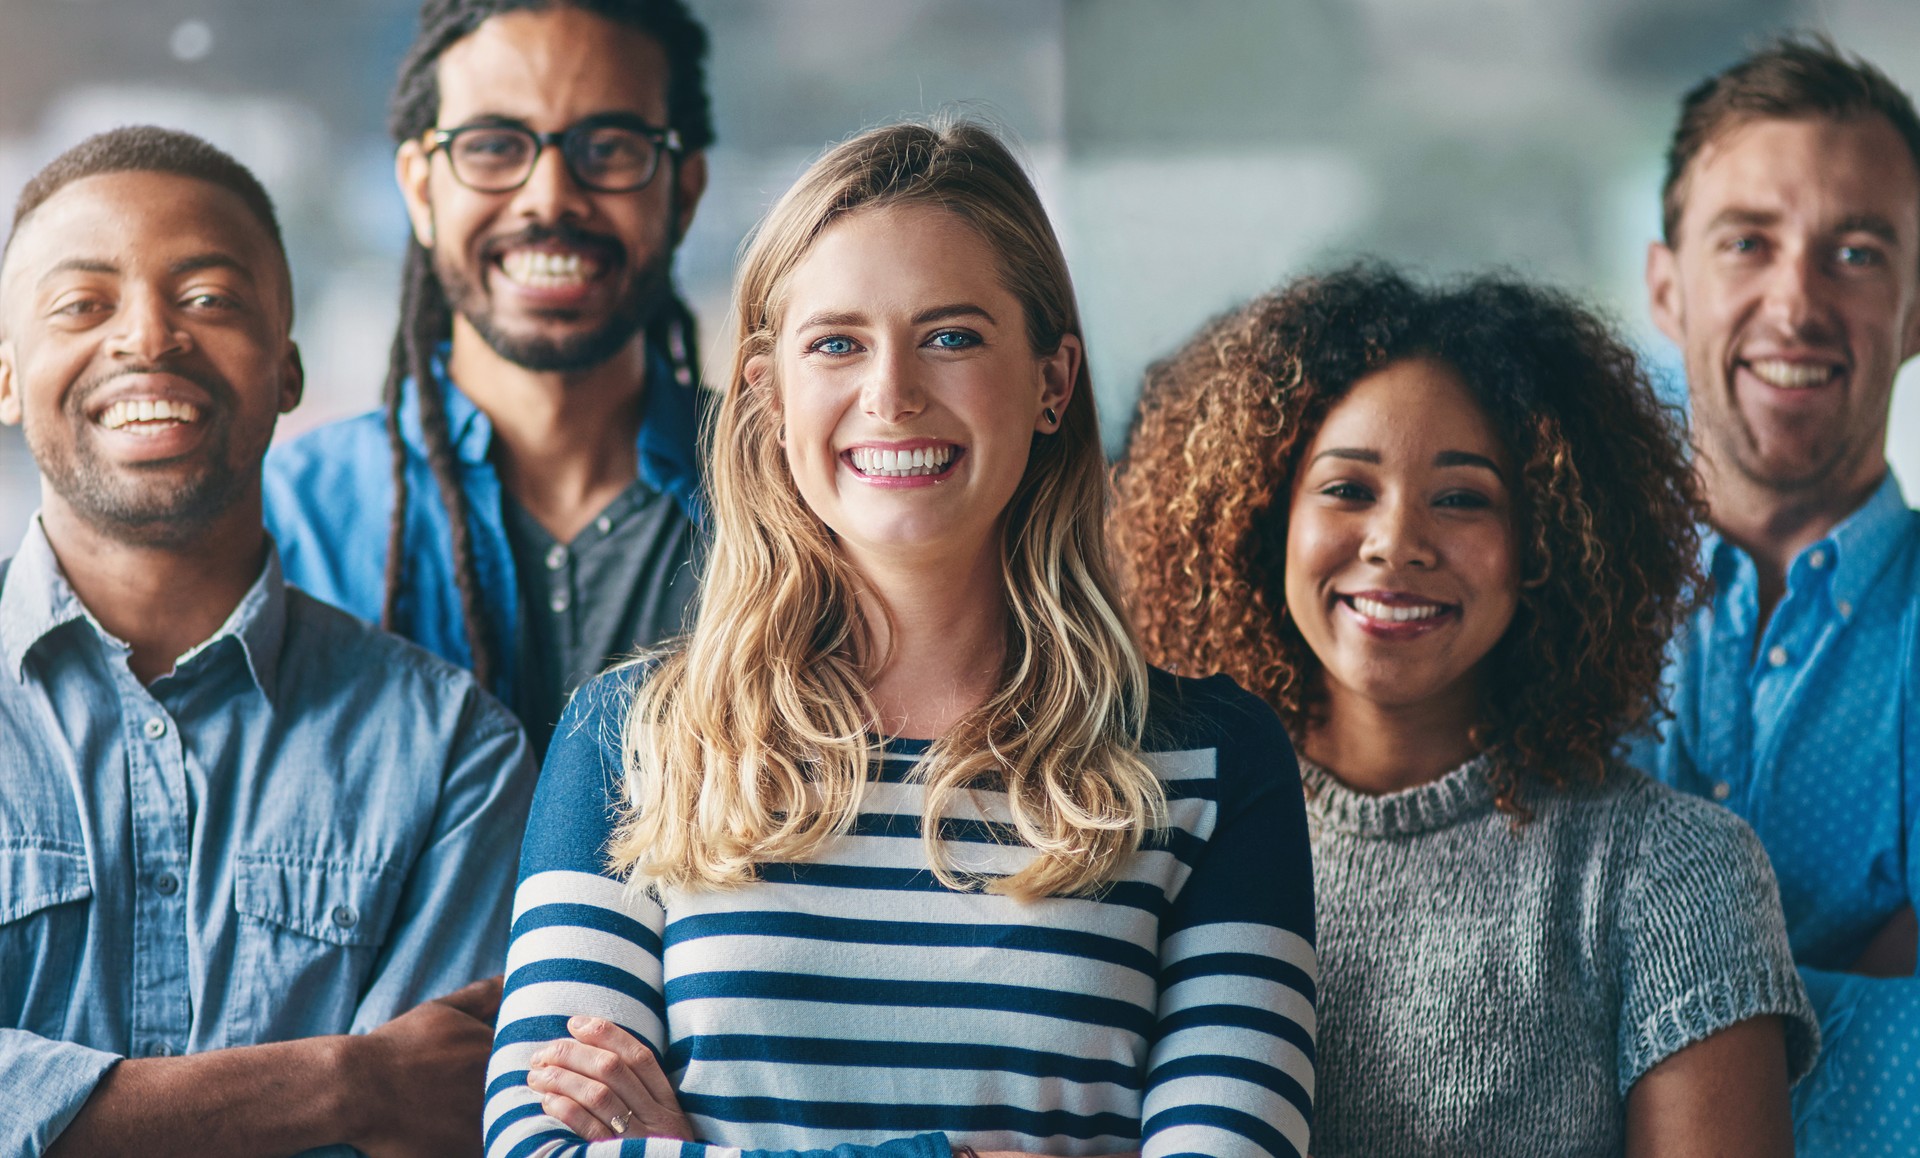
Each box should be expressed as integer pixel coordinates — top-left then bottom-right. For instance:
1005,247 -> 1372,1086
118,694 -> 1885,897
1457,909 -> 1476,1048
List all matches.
265,0 -> 713,755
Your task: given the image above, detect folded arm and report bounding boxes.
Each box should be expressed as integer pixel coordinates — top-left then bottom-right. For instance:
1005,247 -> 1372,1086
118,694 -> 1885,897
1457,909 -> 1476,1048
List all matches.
39,977 -> 499,1158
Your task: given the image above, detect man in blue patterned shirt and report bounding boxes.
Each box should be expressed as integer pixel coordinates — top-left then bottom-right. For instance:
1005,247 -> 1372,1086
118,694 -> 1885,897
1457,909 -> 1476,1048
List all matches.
1640,37 -> 1920,1153
0,128 -> 535,1155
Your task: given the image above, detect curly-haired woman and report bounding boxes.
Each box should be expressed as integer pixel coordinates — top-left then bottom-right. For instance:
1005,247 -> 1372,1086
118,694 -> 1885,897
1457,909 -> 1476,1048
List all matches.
479,121 -> 1318,1158
1113,266 -> 1817,1156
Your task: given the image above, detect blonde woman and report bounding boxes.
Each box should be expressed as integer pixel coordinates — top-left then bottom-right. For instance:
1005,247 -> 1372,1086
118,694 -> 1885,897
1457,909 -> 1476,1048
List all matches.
480,122 -> 1317,1158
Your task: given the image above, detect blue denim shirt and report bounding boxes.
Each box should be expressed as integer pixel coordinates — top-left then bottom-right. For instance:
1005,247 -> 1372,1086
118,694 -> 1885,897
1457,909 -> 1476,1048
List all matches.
0,521 -> 536,1155
1632,470 -> 1920,969
262,346 -> 706,708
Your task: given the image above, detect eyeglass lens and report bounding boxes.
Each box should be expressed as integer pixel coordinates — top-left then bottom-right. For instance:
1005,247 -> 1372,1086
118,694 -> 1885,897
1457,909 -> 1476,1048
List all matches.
447,125 -> 661,192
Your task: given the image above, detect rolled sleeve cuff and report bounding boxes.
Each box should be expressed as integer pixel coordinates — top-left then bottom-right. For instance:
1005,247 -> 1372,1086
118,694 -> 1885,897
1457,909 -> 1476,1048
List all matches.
1620,961 -> 1820,1092
0,1030 -> 120,1157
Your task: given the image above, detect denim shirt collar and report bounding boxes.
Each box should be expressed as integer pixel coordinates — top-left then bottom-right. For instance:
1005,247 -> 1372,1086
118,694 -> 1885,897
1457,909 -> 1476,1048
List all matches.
1704,467 -> 1912,626
2,516 -> 288,700
400,343 -> 706,526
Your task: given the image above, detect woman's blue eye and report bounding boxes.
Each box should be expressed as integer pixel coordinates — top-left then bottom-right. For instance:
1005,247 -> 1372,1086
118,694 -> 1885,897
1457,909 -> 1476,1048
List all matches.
811,336 -> 856,355
929,330 -> 977,349
1837,245 -> 1882,268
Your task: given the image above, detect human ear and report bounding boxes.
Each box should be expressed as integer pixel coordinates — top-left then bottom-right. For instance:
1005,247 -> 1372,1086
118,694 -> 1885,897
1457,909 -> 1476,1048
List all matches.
0,341 -> 18,426
395,140 -> 437,250
1035,333 -> 1080,433
671,151 -> 709,245
280,343 -> 306,414
744,352 -> 782,443
1645,241 -> 1685,348
1901,292 -> 1920,364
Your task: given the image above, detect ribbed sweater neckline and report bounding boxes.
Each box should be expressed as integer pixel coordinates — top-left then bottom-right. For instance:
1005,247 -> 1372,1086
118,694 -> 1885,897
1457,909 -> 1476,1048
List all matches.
1299,751 -> 1497,837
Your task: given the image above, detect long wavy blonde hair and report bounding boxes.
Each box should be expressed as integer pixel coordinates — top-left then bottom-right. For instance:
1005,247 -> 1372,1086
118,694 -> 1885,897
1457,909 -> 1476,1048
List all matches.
607,120 -> 1164,901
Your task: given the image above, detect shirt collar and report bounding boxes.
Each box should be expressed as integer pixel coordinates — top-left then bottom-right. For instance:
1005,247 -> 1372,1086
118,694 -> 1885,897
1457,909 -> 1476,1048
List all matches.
1,516 -> 289,699
1822,469 -> 1914,615
400,346 -> 495,466
1702,468 -> 1913,621
406,341 -> 707,525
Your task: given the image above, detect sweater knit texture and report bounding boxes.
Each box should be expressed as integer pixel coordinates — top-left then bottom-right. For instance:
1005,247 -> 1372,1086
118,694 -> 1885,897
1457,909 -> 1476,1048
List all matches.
1305,755 -> 1817,1157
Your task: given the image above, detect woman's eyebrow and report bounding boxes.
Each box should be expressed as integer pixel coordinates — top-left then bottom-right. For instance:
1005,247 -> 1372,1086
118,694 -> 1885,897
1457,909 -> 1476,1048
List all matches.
911,303 -> 995,326
1310,447 -> 1379,465
1434,450 -> 1503,474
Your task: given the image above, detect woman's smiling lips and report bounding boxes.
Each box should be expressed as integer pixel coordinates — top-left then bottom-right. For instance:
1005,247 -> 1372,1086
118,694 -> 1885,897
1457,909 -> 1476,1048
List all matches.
840,439 -> 964,488
1336,589 -> 1460,639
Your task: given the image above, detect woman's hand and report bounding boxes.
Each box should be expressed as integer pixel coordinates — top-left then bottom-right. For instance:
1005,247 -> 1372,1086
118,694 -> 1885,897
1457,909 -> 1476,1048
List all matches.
525,1016 -> 695,1142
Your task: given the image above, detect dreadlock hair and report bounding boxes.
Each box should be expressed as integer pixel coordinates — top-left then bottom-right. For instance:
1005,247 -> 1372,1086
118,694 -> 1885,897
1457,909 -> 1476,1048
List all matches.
382,0 -> 714,687
6,126 -> 291,326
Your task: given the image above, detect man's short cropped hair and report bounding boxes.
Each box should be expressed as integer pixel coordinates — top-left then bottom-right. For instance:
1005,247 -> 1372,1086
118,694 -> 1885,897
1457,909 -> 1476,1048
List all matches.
1661,34 -> 1920,245
6,125 -> 287,262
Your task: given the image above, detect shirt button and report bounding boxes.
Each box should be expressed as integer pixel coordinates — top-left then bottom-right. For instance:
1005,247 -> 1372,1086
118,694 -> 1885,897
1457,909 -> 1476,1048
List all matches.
545,545 -> 568,571
1711,781 -> 1732,801
331,904 -> 358,929
148,1042 -> 174,1057
153,872 -> 179,896
1807,548 -> 1828,570
143,716 -> 167,740
550,593 -> 569,613
1767,645 -> 1790,668
595,515 -> 613,534
1839,600 -> 1853,618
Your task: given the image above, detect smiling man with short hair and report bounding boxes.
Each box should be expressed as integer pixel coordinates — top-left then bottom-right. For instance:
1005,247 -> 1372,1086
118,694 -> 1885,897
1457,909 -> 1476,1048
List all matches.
1639,36 -> 1920,1155
265,0 -> 714,756
0,125 -> 534,1157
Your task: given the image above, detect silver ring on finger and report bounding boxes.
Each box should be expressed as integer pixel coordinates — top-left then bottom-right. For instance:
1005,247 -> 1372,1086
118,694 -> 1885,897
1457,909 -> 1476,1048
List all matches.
608,1108 -> 633,1135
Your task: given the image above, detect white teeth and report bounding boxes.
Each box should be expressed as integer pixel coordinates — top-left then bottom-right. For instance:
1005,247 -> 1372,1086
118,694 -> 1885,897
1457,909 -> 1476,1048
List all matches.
499,249 -> 599,287
847,445 -> 956,477
1748,359 -> 1838,389
1351,595 -> 1445,623
98,399 -> 202,432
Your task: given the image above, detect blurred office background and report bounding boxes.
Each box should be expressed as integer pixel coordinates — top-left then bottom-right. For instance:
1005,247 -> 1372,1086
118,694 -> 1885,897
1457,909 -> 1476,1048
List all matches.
1,0 -> 1917,547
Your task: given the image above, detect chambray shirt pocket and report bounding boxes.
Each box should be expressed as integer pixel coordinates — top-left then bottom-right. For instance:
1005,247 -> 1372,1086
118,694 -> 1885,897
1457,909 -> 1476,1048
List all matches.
227,853 -> 405,1047
0,841 -> 92,1034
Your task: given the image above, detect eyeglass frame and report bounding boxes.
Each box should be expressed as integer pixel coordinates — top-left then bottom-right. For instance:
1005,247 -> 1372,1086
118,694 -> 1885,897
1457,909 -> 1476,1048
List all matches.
423,114 -> 685,194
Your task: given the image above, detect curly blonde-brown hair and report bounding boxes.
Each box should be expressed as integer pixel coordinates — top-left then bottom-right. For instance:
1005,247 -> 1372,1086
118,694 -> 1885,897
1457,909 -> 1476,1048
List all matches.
1112,266 -> 1705,813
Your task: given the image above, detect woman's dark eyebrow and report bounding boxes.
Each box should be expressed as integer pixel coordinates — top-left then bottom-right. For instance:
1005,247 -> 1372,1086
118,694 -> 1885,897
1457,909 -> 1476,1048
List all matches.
1435,450 -> 1502,474
1310,448 -> 1379,465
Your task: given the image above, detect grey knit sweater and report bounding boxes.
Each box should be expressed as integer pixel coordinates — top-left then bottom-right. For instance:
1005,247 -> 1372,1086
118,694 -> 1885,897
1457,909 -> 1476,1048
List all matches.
1305,754 -> 1818,1157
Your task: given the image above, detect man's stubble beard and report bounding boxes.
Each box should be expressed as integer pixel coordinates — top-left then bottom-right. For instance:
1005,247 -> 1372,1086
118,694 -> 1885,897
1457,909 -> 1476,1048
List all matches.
29,376 -> 258,550
436,235 -> 676,375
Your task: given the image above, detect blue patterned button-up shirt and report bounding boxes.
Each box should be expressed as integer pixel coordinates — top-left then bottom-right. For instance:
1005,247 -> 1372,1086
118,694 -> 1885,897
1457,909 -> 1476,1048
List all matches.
0,520 -> 536,1156
1633,470 -> 1920,970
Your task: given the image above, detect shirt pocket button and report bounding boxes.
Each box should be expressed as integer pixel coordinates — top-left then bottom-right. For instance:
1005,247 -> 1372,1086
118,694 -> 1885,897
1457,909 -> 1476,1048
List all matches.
331,904 -> 357,929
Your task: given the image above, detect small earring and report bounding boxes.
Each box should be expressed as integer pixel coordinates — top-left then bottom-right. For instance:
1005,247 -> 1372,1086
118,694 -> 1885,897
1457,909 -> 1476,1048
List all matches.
1042,407 -> 1058,427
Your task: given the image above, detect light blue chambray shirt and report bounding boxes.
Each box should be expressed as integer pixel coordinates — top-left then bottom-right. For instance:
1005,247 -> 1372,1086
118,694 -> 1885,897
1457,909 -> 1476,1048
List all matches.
1632,469 -> 1920,968
0,519 -> 537,1156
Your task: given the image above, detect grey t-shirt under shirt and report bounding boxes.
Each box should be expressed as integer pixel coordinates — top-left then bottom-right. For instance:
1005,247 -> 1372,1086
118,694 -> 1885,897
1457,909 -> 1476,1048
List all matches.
1304,754 -> 1818,1157
501,479 -> 699,756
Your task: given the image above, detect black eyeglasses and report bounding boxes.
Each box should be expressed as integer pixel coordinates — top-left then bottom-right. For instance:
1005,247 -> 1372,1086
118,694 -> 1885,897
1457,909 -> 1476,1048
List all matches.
426,116 -> 683,193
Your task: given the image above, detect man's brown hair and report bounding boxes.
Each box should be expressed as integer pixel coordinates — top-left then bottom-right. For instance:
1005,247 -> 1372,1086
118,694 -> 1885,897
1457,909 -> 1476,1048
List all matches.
1662,34 -> 1920,245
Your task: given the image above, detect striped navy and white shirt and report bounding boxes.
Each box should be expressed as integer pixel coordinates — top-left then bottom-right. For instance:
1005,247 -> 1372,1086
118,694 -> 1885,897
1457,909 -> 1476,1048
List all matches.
485,667 -> 1316,1158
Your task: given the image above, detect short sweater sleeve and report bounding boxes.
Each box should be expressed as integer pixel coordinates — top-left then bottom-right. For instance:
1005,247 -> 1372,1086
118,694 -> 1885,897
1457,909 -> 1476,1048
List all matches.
1614,787 -> 1819,1092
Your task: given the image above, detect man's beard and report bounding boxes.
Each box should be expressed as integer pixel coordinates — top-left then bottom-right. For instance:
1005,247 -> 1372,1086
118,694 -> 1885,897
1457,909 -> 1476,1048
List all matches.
436,222 -> 675,373
29,365 -> 251,549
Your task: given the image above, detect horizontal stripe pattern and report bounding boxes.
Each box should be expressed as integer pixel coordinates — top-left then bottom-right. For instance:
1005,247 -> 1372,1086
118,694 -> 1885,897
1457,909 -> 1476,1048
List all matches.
487,688 -> 1315,1158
